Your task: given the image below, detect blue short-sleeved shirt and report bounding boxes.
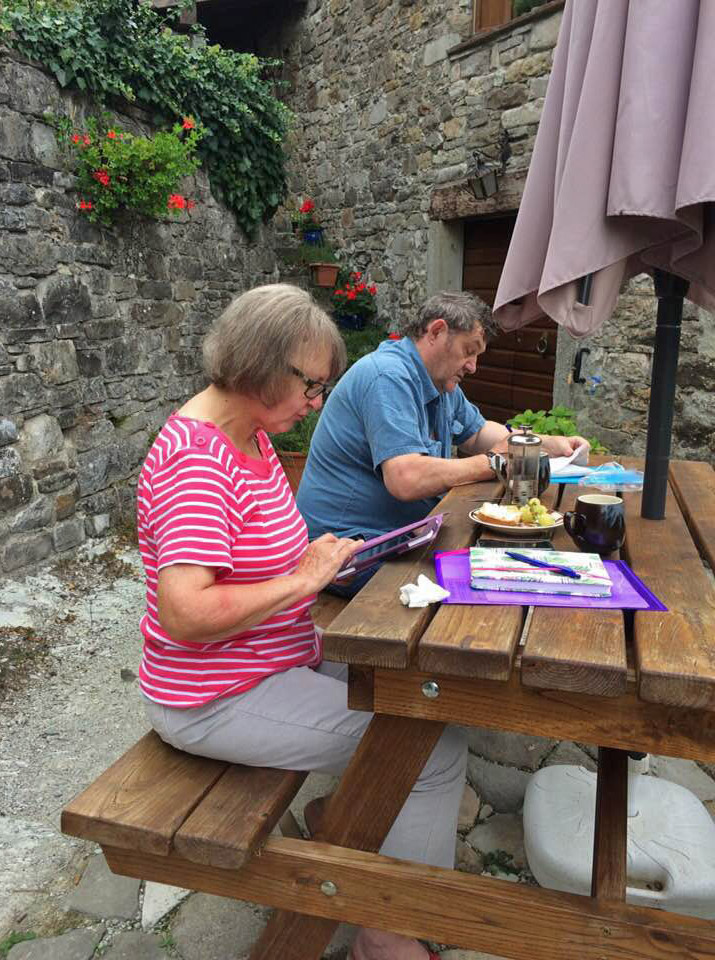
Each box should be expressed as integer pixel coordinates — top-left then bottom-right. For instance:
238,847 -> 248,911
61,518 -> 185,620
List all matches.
296,337 -> 486,540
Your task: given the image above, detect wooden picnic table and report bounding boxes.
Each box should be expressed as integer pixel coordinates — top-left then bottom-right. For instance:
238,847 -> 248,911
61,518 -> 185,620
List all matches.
241,457 -> 715,960
68,458 -> 715,960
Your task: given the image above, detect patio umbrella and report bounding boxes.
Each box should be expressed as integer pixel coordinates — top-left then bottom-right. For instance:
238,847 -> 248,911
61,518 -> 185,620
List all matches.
492,0 -> 715,519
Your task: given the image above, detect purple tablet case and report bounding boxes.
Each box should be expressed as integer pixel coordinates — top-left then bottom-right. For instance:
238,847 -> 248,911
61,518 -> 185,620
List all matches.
433,550 -> 666,611
334,513 -> 446,581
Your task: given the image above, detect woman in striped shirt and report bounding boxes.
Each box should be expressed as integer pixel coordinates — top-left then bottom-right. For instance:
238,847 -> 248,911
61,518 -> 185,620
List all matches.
137,284 -> 466,960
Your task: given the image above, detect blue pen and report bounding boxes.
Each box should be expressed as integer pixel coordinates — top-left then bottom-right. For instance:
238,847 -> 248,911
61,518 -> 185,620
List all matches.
505,551 -> 581,580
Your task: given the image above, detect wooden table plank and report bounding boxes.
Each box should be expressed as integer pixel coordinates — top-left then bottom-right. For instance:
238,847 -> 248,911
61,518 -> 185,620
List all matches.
322,482 -> 500,668
669,460 -> 715,572
61,731 -> 227,855
104,837 -> 715,960
174,767 -> 307,869
521,482 -> 628,697
620,471 -> 715,710
369,668 -> 715,763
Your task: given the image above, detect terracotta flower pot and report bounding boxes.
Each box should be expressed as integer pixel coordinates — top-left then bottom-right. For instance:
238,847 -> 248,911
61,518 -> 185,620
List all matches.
310,262 -> 340,287
276,450 -> 308,494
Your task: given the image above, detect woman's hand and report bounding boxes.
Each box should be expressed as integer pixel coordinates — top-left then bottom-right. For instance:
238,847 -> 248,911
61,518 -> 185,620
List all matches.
295,533 -> 363,593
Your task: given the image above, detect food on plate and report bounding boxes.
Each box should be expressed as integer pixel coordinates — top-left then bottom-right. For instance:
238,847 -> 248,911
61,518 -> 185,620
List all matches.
475,503 -> 522,526
476,497 -> 556,528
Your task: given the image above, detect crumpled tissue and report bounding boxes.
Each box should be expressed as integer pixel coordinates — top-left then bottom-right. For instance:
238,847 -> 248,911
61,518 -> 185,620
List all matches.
399,574 -> 450,608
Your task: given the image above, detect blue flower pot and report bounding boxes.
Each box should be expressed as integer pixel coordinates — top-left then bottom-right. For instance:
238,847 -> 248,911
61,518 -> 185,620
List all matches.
337,313 -> 366,331
302,228 -> 324,246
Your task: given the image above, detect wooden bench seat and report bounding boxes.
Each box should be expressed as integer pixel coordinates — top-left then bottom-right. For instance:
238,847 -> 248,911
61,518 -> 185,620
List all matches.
62,730 -> 307,869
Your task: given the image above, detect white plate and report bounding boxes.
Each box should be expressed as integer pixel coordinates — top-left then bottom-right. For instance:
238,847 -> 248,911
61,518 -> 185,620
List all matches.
468,509 -> 564,537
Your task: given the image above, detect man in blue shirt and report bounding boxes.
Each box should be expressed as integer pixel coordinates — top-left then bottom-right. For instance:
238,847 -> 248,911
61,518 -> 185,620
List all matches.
297,291 -> 587,593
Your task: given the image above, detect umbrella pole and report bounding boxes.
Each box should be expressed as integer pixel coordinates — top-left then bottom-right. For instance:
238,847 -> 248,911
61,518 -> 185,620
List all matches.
641,269 -> 689,520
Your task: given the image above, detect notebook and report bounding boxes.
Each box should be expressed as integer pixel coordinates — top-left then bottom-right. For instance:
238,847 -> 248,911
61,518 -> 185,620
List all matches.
468,547 -> 612,597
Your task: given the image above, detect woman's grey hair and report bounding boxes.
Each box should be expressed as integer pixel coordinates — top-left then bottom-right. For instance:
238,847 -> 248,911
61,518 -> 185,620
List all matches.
399,291 -> 500,341
203,284 -> 347,405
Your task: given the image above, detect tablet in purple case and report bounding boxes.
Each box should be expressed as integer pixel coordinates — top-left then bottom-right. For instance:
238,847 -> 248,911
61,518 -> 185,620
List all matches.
334,513 -> 446,581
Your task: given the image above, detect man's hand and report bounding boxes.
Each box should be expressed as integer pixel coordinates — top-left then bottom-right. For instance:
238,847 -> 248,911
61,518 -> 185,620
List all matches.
539,435 -> 590,457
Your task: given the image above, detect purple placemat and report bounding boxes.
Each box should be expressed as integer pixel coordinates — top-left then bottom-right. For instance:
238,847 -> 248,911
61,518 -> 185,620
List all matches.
433,551 -> 667,611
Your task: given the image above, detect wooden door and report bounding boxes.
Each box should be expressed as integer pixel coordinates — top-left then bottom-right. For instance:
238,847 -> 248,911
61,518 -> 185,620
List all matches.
462,216 -> 557,423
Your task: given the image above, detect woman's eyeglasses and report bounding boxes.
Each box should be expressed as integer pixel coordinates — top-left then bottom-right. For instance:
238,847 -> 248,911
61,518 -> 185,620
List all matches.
290,365 -> 332,400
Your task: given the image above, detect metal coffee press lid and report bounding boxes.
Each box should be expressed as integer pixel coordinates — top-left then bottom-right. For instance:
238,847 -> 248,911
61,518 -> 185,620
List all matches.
508,425 -> 542,452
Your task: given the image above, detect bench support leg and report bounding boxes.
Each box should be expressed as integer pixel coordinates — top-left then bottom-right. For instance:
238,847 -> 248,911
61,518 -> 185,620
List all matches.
591,746 -> 628,901
248,714 -> 445,960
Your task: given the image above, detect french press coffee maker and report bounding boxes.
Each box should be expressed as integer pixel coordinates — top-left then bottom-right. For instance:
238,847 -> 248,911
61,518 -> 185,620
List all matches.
506,425 -> 542,505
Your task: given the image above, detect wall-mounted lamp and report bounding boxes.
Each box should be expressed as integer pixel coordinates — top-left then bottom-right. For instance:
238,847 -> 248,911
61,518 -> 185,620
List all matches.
466,130 -> 511,200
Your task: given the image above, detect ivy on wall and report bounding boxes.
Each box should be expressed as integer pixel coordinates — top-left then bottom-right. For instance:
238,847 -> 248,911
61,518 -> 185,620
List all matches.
1,0 -> 292,236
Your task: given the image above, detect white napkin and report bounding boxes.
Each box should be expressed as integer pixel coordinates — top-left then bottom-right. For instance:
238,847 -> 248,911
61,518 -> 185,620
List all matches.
399,574 -> 450,608
549,443 -> 591,478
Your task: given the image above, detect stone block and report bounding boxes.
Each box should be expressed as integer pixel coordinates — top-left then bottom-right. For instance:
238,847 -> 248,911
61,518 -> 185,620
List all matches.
424,32 -> 461,67
467,755 -> 532,813
141,881 -> 192,930
466,813 -> 526,868
68,419 -> 116,453
6,924 -> 105,960
456,837 -> 485,874
2,530 -> 52,571
52,516 -> 85,551
487,82 -> 529,110
0,418 -> 19,446
77,448 -> 112,496
27,339 -> 79,385
9,494 -> 53,532
18,414 -> 64,463
4,235 -> 60,276
65,852 -> 140,920
465,728 -> 553,771
542,741 -> 597,771
29,120 -> 61,168
530,10 -> 562,51
85,511 -> 111,537
505,51 -> 552,83
172,892 -> 271,960
0,446 -> 22,478
0,473 -> 34,514
0,112 -> 32,162
458,782 -> 481,832
8,161 -> 54,185
55,481 -> 80,520
36,273 -> 93,327
455,48 -> 491,78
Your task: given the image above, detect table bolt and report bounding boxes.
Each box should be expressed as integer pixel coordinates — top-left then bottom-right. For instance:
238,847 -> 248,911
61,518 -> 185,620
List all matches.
320,880 -> 338,897
421,680 -> 440,699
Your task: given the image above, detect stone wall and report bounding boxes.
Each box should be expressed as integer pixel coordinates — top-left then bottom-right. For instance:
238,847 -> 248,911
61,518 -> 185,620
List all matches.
272,0 -> 714,464
0,50 -> 281,574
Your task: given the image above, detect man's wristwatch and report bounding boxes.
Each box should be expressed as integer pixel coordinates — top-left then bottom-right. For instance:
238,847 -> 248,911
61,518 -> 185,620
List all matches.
486,450 -> 506,480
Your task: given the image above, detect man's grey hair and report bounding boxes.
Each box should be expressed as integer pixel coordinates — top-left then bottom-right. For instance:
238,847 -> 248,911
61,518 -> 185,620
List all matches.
399,291 -> 500,341
203,283 -> 347,405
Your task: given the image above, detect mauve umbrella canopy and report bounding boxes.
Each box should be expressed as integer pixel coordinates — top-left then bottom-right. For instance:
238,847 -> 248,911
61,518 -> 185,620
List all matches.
493,0 -> 715,338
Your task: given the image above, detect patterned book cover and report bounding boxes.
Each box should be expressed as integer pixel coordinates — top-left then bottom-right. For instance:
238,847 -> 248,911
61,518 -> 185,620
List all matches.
469,548 -> 612,597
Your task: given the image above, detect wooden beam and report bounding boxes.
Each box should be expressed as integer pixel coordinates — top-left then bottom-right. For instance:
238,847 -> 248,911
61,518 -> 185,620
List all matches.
591,748 -> 628,902
103,836 -> 715,960
369,668 -> 715,763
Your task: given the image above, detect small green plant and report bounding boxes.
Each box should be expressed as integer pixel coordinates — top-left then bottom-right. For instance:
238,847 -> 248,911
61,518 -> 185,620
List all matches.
54,114 -> 202,226
1,932 -> 37,958
508,405 -> 608,454
297,242 -> 338,265
482,849 -> 520,877
270,409 -> 320,454
1,0 -> 291,236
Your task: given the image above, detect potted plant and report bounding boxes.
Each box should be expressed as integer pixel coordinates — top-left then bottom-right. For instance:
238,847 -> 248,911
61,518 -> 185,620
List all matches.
300,243 -> 340,288
332,271 -> 378,330
270,411 -> 320,493
291,197 -> 324,246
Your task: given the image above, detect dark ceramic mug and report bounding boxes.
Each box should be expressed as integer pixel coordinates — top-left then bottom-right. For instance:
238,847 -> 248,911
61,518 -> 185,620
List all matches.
563,493 -> 626,555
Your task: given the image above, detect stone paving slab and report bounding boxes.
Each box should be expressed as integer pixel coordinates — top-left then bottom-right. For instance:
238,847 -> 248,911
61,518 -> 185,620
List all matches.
464,728 -> 554,772
467,756 -> 531,813
140,881 -> 190,930
64,853 -> 140,921
466,814 -> 525,870
100,931 -> 165,959
7,924 -> 104,960
650,756 -> 715,802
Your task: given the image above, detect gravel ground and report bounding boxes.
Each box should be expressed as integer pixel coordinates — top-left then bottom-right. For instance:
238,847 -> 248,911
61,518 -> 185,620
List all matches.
0,538 -> 151,936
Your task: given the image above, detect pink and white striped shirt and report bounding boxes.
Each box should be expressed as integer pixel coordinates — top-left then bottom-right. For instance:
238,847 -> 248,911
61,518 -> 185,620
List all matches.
136,414 -> 319,708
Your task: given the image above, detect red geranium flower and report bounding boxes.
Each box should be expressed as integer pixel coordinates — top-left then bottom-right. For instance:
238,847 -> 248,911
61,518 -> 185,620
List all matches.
368,284 -> 378,295
167,193 -> 187,210
77,199 -> 93,211
182,116 -> 195,130
299,198 -> 315,214
92,170 -> 110,187
72,134 -> 81,144
107,130 -> 118,139
82,135 -> 91,147
347,290 -> 357,301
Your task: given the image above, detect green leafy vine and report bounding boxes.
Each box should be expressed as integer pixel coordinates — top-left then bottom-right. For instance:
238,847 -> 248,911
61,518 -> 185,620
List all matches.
1,0 -> 292,235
